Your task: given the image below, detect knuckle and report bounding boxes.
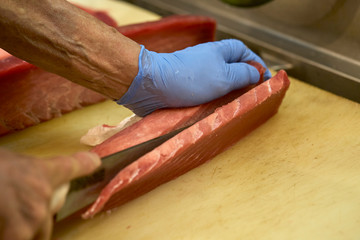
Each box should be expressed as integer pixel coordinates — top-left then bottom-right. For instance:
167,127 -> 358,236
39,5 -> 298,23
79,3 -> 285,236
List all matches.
19,197 -> 49,229
27,202 -> 48,229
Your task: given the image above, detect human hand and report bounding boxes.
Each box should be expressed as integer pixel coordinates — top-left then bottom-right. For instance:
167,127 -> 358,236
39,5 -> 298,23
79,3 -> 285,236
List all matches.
0,148 -> 101,240
118,39 -> 271,116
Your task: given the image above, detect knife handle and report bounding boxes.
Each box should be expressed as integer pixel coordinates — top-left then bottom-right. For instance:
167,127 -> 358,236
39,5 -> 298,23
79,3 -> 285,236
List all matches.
51,183 -> 70,214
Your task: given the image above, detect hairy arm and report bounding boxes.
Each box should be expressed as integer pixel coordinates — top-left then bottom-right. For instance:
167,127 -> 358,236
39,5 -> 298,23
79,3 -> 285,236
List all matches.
0,0 -> 140,99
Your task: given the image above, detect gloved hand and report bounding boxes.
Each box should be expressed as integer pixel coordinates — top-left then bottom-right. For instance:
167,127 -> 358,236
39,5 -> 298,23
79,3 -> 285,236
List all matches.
118,39 -> 271,117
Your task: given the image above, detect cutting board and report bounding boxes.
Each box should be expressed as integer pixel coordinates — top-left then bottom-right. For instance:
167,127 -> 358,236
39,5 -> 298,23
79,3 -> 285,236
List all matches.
0,0 -> 359,239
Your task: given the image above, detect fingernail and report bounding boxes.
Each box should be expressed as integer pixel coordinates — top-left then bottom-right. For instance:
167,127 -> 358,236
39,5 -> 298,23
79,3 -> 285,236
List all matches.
249,66 -> 261,84
263,69 -> 271,80
87,152 -> 101,167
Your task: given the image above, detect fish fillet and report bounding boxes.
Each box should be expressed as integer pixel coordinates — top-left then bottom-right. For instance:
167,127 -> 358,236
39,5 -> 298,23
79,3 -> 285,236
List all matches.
83,70 -> 290,218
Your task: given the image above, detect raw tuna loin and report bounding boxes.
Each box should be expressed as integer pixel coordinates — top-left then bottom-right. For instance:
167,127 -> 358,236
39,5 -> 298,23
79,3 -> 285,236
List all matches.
82,70 -> 290,219
91,60 -> 265,157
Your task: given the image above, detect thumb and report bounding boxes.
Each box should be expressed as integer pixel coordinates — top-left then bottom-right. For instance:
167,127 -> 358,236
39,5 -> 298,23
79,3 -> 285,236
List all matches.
42,151 -> 101,188
226,62 -> 260,89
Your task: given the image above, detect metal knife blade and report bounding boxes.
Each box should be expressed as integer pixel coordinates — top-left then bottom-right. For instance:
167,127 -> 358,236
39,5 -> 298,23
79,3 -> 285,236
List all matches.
56,126 -> 187,221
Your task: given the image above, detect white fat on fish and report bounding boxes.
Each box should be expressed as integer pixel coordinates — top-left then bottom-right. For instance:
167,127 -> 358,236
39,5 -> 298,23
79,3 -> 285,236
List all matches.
80,114 -> 142,146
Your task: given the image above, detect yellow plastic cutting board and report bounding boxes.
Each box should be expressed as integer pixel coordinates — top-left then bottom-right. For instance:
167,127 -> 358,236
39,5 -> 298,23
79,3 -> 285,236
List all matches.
0,0 -> 359,239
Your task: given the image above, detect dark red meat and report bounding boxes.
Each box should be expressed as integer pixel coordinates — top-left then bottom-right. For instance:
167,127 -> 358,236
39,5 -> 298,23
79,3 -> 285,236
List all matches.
92,61 -> 263,158
0,69 -> 106,136
0,15 -> 216,136
83,70 -> 290,219
75,5 -> 118,27
0,54 -> 35,79
117,15 -> 216,53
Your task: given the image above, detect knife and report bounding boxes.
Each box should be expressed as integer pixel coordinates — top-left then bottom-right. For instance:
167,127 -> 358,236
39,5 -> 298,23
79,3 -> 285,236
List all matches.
54,126 -> 187,221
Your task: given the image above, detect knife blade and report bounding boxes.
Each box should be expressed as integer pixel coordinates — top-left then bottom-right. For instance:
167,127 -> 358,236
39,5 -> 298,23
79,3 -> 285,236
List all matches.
55,126 -> 187,221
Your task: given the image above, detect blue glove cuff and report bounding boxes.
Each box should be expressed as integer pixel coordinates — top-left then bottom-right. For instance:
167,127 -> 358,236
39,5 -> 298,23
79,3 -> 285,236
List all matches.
116,45 -> 166,117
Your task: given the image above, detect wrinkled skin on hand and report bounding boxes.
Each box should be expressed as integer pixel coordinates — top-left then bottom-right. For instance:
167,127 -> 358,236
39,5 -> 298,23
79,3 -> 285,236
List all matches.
0,148 -> 101,240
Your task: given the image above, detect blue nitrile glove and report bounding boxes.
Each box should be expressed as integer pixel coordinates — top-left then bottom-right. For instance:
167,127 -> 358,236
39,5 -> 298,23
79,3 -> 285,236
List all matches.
118,39 -> 271,117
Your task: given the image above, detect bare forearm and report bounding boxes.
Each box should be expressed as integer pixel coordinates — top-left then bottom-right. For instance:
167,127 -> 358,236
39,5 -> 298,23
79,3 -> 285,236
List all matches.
0,0 -> 140,99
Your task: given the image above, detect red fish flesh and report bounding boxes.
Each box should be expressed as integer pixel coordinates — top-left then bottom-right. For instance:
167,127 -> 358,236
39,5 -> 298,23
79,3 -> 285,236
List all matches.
83,70 -> 290,218
91,61 -> 265,157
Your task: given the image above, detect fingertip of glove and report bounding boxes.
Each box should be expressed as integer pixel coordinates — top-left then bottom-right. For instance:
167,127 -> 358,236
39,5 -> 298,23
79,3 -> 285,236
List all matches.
247,65 -> 261,84
264,69 -> 272,81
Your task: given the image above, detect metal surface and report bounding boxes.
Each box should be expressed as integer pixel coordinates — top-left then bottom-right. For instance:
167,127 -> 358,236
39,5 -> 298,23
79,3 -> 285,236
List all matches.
56,126 -> 187,221
221,0 -> 273,7
122,0 -> 360,103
